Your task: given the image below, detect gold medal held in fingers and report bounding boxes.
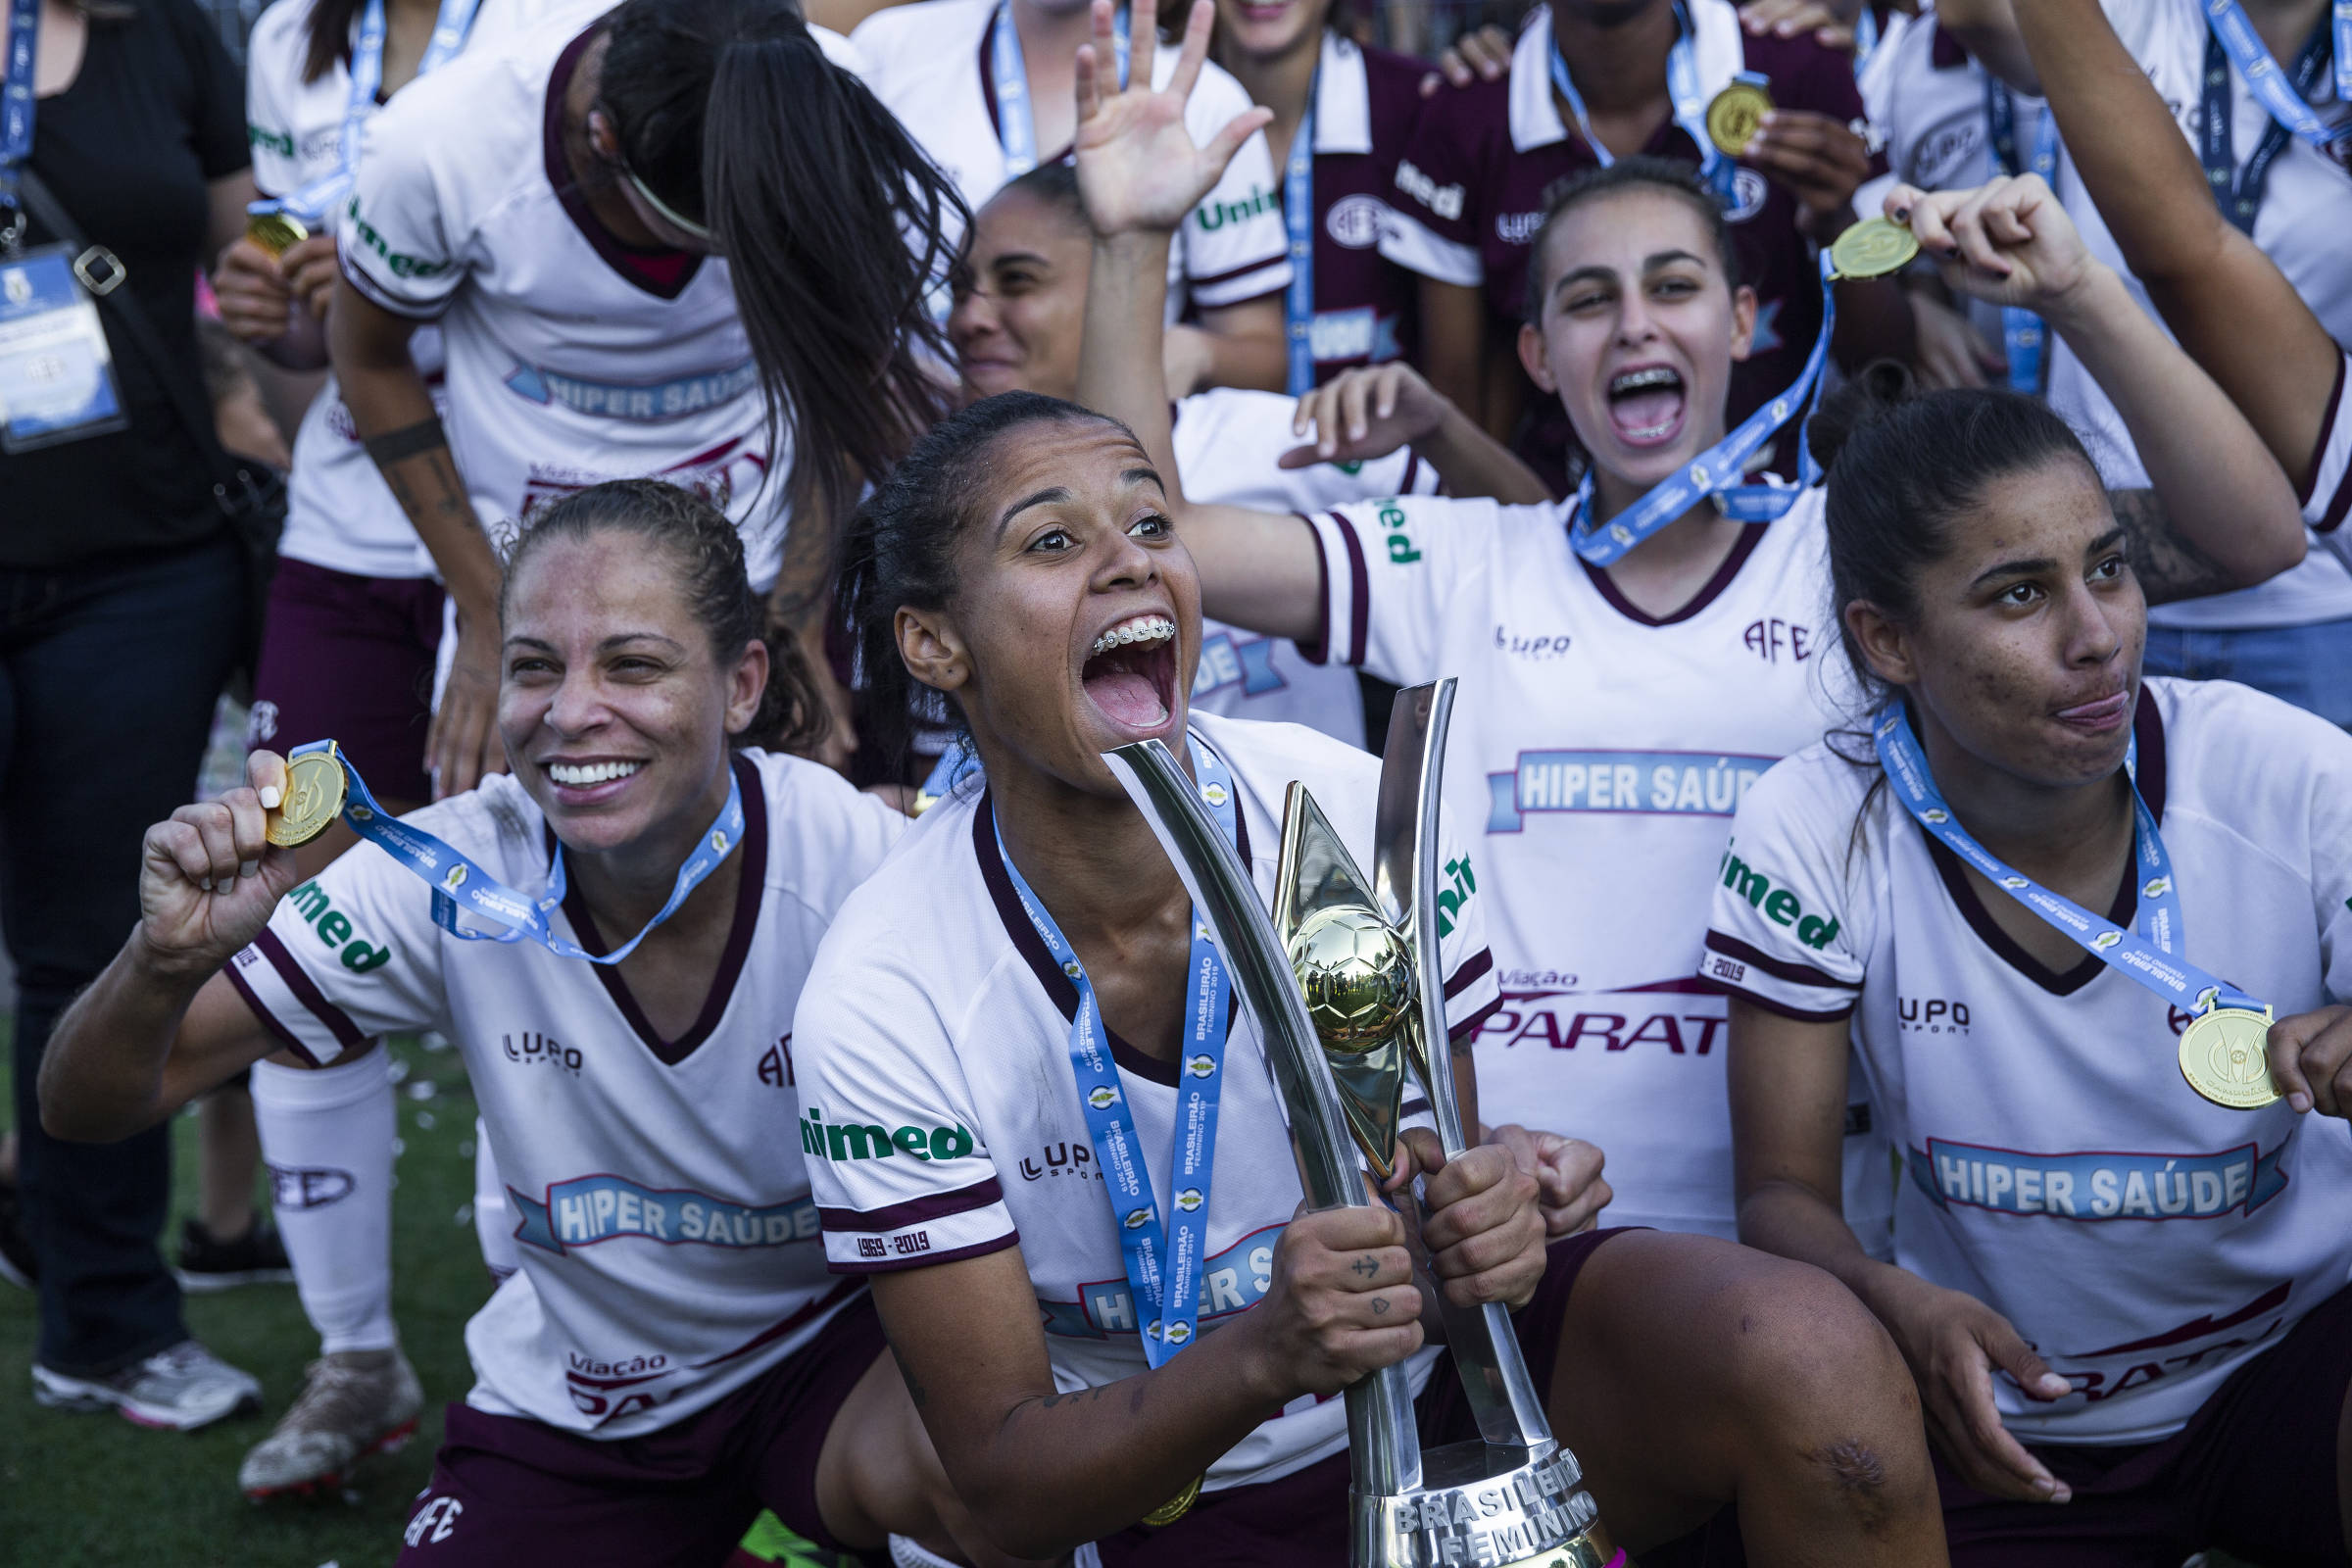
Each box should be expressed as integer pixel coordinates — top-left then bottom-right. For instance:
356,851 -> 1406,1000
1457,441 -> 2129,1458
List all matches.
1830,217 -> 1922,281
2178,1005 -> 2279,1109
246,210 -> 310,259
1141,1473 -> 1203,1527
1704,80 -> 1773,158
266,748 -> 348,850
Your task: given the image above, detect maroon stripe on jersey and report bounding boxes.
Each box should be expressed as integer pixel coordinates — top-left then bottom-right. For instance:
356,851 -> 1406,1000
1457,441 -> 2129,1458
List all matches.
567,752 -> 767,1066
251,927 -> 370,1056
1447,993 -> 1502,1044
1922,794 -> 2143,998
1443,948 -> 1494,1000
542,21 -> 704,300
1399,451 -> 1423,495
1576,517 -> 1770,627
2132,685 -> 2168,822
827,1232 -> 1023,1275
1701,930 -> 1855,992
336,252 -> 442,322
1298,514 -> 1336,665
817,1177 -> 1006,1234
692,1276 -> 862,1368
222,949 -> 327,1067
2301,352 -> 2347,514
1188,257 -> 1287,292
1332,512 -> 1370,663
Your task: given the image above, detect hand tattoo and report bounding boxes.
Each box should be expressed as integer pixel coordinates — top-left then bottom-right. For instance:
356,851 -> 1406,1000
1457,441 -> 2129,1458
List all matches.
1352,1255 -> 1379,1278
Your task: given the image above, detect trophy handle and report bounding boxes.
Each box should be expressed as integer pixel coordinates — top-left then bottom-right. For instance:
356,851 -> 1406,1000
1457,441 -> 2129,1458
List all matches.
1104,740 -> 1424,1496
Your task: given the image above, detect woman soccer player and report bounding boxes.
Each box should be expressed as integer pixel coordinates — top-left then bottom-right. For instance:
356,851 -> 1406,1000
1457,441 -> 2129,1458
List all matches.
330,0 -> 964,790
1709,268 -> 2352,1565
1071,0 -> 2305,1246
33,481 -> 1006,1568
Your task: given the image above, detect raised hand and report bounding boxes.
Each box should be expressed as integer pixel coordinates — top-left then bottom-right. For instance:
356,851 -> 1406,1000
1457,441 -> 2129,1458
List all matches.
1887,174 -> 2094,317
1073,0 -> 1271,239
135,751 -> 306,980
1281,363 -> 1450,468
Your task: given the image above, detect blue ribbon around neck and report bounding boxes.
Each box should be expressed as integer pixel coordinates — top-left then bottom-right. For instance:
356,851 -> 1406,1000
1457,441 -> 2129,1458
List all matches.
1283,82 -> 1317,396
1983,79 -> 2057,395
289,739 -> 744,966
1873,706 -> 2264,1020
2199,0 -> 2349,235
2,0 -> 39,240
993,0 -> 1131,178
1849,4 -> 1880,75
1568,248 -> 1837,566
992,733 -> 1237,1366
1548,0 -> 1747,206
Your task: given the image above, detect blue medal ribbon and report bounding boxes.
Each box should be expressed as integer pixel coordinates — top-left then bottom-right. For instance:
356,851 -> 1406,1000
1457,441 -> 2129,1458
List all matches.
1282,85 -> 1316,396
1849,4 -> 1880,75
913,736 -> 983,813
1873,707 -> 2264,1020
289,739 -> 744,965
1984,79 -> 2057,395
992,0 -> 1130,178
993,734 -> 1237,1366
248,0 -> 483,230
2,0 -> 38,248
1548,1 -> 1746,205
1568,249 -> 1837,565
2199,0 -> 2347,235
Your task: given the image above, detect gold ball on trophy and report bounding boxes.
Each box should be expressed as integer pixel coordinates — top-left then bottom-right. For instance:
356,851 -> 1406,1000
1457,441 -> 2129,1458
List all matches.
1288,906 -> 1416,1054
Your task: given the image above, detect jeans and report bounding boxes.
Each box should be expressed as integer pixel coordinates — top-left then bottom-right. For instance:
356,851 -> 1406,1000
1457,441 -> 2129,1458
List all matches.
2,536 -> 242,1374
2140,617 -> 2352,729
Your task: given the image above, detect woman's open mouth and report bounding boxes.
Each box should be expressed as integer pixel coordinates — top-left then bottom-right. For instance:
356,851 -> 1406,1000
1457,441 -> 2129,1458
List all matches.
1080,612 -> 1179,737
1605,365 -> 1688,448
542,758 -> 648,806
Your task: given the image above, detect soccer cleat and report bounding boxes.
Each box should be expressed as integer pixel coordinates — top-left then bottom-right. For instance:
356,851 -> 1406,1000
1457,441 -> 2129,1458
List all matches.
173,1210 -> 294,1293
0,1172 -> 34,1289
32,1340 -> 263,1430
238,1348 -> 423,1499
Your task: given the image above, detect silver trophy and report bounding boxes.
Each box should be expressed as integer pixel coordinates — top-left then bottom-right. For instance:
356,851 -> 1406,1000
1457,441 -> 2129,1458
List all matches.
1104,680 -> 1616,1568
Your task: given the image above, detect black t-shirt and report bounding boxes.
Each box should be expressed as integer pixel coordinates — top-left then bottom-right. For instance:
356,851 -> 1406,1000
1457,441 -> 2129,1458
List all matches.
1,0 -> 249,570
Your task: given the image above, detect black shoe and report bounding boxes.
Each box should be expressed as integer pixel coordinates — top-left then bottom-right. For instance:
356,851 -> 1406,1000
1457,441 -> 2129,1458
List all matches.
173,1210 -> 293,1294
0,1173 -> 34,1290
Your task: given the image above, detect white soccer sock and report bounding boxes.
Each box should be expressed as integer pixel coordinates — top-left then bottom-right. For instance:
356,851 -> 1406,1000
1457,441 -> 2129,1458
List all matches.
251,1052 -> 399,1355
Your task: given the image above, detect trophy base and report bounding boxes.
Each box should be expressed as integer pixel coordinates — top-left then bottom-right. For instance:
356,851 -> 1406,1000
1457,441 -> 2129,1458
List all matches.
1354,1441 -> 1617,1568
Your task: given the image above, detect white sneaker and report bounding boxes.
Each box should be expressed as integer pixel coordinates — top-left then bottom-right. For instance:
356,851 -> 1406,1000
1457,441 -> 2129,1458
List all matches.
237,1348 -> 424,1498
32,1340 -> 263,1430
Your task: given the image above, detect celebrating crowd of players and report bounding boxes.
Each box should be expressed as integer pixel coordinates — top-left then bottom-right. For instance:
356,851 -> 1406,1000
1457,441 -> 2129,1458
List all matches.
10,0 -> 2352,1561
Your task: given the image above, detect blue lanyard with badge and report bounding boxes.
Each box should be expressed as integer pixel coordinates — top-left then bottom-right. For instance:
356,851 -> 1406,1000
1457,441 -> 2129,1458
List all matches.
1283,85 -> 1317,396
992,733 -> 1237,1377
992,0 -> 1130,176
1548,0 -> 1756,206
1983,80 -> 2056,396
1873,705 -> 2282,1111
2198,0 -> 2349,236
245,0 -> 483,253
265,739 -> 745,964
1568,214 -> 1922,565
0,0 -> 130,451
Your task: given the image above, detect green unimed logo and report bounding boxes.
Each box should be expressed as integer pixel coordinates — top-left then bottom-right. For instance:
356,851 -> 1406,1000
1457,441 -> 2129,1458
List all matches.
283,880 -> 393,972
344,195 -> 453,280
247,123 -> 295,158
799,1106 -> 976,1163
1718,845 -> 1840,951
1194,185 -> 1277,231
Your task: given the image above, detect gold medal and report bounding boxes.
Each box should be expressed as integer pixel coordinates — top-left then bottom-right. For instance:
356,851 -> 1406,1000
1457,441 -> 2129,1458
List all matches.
1704,80 -> 1773,158
246,210 -> 311,259
266,746 -> 350,850
1140,1473 -> 1202,1527
1830,217 -> 1922,280
2178,1005 -> 2279,1109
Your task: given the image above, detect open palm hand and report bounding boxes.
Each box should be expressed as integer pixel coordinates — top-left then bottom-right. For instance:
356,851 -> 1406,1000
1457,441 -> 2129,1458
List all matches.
1074,0 -> 1271,238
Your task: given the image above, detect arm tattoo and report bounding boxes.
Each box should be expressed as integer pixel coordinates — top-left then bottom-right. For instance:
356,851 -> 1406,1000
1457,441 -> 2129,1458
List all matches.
364,416 -> 451,466
2110,488 -> 2238,607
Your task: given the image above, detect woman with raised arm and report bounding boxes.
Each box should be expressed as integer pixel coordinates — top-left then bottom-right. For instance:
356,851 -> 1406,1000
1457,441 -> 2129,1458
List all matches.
1711,198 -> 2352,1567
1075,0 -> 2303,1251
31,480 -> 1024,1568
329,0 -> 965,792
2009,0 -> 2351,540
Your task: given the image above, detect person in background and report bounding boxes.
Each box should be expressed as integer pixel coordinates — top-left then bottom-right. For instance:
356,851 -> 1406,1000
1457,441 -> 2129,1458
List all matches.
0,0 -> 268,1432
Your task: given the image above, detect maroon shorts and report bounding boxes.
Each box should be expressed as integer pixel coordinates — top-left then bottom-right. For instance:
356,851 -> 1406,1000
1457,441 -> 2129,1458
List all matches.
395,1294 -> 886,1567
1091,1228 -> 1740,1568
249,558 -> 444,808
1937,1279 -> 2352,1567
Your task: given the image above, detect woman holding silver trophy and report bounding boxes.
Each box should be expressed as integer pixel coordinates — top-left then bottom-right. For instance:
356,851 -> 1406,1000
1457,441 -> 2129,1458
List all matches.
790,8 -> 1951,1565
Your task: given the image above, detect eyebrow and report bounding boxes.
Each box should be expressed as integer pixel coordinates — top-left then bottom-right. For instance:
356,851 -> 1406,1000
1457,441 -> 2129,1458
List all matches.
987,248 -> 1053,271
998,487 -> 1072,537
503,632 -> 687,654
1553,248 -> 1708,297
1965,528 -> 2129,592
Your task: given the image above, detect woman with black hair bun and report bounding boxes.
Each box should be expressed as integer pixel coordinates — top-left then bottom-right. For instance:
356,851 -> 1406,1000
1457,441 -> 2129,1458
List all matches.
328,0 -> 967,796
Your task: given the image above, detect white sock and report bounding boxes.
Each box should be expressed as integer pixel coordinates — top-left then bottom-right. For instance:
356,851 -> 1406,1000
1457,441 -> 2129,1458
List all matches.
889,1537 -> 963,1568
251,1052 -> 399,1355
471,1118 -> 519,1283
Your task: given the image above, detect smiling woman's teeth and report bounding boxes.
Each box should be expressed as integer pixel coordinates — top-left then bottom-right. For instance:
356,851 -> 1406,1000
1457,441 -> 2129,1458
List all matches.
1089,615 -> 1175,658
548,760 -> 644,786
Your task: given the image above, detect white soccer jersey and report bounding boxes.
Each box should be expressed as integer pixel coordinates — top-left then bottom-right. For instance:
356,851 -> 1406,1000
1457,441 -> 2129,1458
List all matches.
334,7 -> 856,588
224,752 -> 906,1439
1301,491 -> 1893,1245
1703,679 -> 2352,1444
1175,388 -> 1440,747
247,0 -> 562,579
851,0 -> 1289,321
2046,0 -> 2352,629
795,711 -> 1496,1490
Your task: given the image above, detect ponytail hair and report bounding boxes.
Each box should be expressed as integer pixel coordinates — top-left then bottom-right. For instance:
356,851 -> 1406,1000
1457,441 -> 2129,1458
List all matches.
599,0 -> 970,543
502,478 -> 828,754
301,0 -> 371,82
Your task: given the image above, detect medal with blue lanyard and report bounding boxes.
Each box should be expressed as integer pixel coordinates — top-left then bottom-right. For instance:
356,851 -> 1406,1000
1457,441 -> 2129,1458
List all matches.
2197,0 -> 2351,236
266,740 -> 746,965
1849,3 -> 1880,75
1282,83 -> 1317,396
1549,0 -> 1749,206
1984,79 -> 2057,395
246,0 -> 484,253
1873,706 -> 2281,1111
992,0 -> 1131,176
0,0 -> 130,451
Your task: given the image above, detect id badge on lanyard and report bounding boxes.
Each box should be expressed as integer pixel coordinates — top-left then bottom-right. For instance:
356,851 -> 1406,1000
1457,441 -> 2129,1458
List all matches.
0,0 -> 128,452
